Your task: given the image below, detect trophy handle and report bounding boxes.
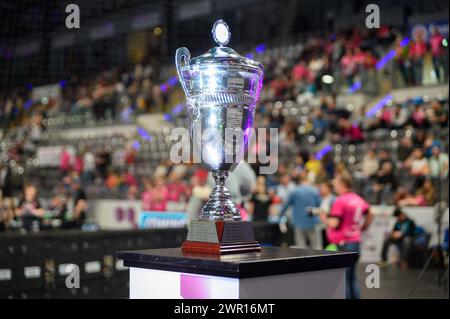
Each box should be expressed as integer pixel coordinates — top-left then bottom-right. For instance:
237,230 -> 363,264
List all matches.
175,47 -> 192,102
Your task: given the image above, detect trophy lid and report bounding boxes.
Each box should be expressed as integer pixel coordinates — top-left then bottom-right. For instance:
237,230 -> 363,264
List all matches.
189,20 -> 262,72
175,19 -> 263,106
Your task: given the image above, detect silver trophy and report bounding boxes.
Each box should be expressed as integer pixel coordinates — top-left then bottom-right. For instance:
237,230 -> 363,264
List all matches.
175,20 -> 263,223
175,20 -> 263,220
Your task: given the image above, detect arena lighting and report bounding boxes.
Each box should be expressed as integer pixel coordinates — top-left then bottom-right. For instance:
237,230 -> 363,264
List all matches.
167,76 -> 178,86
160,83 -> 168,92
376,50 -> 396,70
365,94 -> 393,118
121,106 -> 133,121
132,141 -> 141,151
154,27 -> 162,36
321,74 -> 334,84
163,113 -> 173,122
399,37 -> 410,47
137,127 -> 152,141
375,37 -> 409,70
255,44 -> 266,54
41,97 -> 49,105
348,81 -> 362,94
24,99 -> 33,110
59,79 -> 67,88
171,103 -> 184,115
315,144 -> 333,160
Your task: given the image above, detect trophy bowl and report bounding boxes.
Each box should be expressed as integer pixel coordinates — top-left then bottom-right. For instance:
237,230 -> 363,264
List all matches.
176,20 -> 264,254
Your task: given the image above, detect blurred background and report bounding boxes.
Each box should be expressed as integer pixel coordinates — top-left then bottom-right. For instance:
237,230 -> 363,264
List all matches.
0,0 -> 449,299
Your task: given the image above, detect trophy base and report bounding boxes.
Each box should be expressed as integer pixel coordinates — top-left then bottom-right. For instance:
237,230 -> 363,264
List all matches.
182,220 -> 261,255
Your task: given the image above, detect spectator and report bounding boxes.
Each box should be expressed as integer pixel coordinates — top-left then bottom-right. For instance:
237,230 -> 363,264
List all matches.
429,26 -> 446,83
430,100 -> 448,128
15,183 -> 45,231
82,148 -> 96,183
305,153 -> 322,182
320,174 -> 373,299
379,207 -> 416,269
341,48 -> 356,87
397,136 -> 413,162
248,176 -> 274,222
59,147 -> 72,177
0,195 -> 15,231
273,173 -> 295,204
361,148 -> 379,178
317,180 -> 336,216
429,145 -> 449,179
405,148 -> 430,189
95,147 -> 112,181
408,32 -> 427,85
141,176 -> 169,211
0,162 -> 13,198
397,179 -> 436,206
279,172 -> 322,249
43,195 -> 67,230
372,161 -> 397,204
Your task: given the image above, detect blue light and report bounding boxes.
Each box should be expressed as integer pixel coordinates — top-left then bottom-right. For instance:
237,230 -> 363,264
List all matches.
163,113 -> 173,122
24,99 -> 33,110
348,81 -> 362,94
365,94 -> 393,118
168,76 -> 178,86
255,44 -> 266,54
400,37 -> 409,47
245,53 -> 254,59
160,84 -> 168,92
315,144 -> 333,160
137,127 -> 152,141
59,79 -> 67,88
132,141 -> 141,151
376,50 -> 396,70
121,106 -> 132,121
172,103 -> 184,115
26,83 -> 33,90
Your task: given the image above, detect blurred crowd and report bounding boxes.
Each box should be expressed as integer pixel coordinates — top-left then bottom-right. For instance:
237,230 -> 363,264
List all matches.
1,24 -> 449,233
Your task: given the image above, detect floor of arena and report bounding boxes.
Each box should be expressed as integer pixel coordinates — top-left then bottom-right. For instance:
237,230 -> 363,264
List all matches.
358,263 -> 448,299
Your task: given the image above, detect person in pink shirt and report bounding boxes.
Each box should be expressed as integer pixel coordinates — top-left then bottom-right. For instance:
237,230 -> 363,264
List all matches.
320,174 -> 373,299
73,152 -> 84,175
429,26 -> 446,82
291,60 -> 312,83
59,147 -> 72,177
408,33 -> 427,85
166,171 -> 190,202
141,176 -> 169,211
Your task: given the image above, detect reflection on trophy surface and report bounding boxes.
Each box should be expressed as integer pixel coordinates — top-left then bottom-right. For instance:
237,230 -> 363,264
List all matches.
176,20 -> 264,223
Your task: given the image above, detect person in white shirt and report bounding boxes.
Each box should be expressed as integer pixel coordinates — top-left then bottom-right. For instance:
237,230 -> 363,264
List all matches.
361,148 -> 379,178
405,148 -> 430,190
429,145 -> 449,178
82,149 -> 96,182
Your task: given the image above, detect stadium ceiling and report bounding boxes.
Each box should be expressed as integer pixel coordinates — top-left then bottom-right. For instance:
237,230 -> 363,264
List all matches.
0,0 -> 158,43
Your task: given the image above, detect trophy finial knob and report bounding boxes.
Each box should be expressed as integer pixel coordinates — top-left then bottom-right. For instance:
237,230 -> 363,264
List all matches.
212,19 -> 230,47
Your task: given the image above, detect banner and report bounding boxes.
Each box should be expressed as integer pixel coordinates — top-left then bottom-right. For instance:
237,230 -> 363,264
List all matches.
36,145 -> 76,167
138,211 -> 187,229
31,83 -> 61,102
91,199 -> 141,230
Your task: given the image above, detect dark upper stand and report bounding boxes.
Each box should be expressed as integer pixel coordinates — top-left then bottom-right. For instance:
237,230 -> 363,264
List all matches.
117,247 -> 358,279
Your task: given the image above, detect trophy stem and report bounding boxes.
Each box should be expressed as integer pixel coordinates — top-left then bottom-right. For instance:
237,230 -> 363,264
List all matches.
199,170 -> 241,221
